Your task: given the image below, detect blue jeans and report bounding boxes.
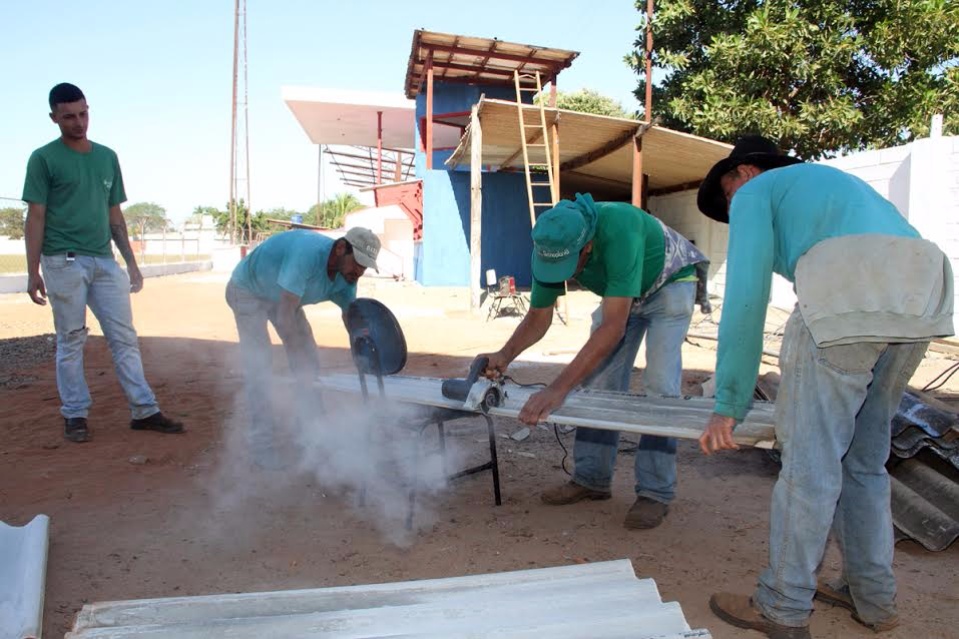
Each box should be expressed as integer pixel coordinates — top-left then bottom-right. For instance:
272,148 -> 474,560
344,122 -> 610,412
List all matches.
755,310 -> 928,628
225,281 -> 319,464
40,254 -> 159,420
572,281 -> 695,503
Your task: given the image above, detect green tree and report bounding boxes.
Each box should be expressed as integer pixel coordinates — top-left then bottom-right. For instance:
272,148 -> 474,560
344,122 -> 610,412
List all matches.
187,205 -> 221,228
0,206 -> 26,240
124,202 -> 171,239
307,193 -> 364,229
628,0 -> 959,159
537,89 -> 636,119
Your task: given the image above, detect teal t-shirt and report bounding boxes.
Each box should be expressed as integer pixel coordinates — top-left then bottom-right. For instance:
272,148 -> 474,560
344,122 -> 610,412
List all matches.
529,202 -> 693,307
22,139 -> 127,257
230,230 -> 357,309
714,163 -> 921,420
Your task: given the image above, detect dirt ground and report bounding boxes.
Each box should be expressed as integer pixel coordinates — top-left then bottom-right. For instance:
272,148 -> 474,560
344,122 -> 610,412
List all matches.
1,271 -> 957,638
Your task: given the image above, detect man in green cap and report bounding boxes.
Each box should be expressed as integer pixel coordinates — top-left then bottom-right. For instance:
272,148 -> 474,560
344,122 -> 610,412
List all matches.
479,193 -> 707,529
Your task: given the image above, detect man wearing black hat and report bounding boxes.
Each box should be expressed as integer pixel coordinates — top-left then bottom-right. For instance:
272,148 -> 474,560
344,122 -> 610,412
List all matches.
696,136 -> 953,638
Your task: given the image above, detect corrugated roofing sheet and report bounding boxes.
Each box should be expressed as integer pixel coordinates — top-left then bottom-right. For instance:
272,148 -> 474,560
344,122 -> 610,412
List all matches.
405,30 -> 579,99
68,559 -> 711,638
0,514 -> 49,639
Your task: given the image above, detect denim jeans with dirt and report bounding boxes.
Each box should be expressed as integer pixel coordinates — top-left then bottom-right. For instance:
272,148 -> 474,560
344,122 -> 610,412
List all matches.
754,310 -> 928,628
225,281 -> 321,467
572,281 -> 695,504
41,254 -> 159,420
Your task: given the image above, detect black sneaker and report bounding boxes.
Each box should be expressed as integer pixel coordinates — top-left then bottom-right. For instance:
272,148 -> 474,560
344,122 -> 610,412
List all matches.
64,417 -> 91,443
130,412 -> 185,434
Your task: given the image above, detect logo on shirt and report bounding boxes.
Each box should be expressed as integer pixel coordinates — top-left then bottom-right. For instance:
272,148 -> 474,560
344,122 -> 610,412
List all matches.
103,179 -> 113,190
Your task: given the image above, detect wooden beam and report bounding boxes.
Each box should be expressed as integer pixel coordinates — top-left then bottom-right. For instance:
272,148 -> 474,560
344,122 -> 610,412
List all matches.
421,43 -> 571,70
550,116 -> 561,202
564,170 -> 632,189
560,128 -> 637,173
425,60 -> 517,78
470,104 -> 483,314
426,50 -> 434,170
644,0 -> 654,121
649,180 -> 703,197
632,136 -> 643,207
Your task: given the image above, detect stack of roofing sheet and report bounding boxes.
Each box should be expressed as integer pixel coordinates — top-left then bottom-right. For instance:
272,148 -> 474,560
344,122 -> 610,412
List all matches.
889,392 -> 959,551
891,392 -> 959,469
68,559 -> 710,638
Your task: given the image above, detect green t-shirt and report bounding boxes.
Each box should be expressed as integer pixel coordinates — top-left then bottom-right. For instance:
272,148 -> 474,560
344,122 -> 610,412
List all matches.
530,202 -> 693,308
22,139 -> 127,257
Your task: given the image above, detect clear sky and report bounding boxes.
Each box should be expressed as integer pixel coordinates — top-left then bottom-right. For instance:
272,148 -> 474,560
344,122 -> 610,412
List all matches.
1,0 -> 647,223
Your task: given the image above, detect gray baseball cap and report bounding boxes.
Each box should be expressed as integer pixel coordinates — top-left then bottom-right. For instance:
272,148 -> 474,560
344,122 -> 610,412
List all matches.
344,227 -> 380,273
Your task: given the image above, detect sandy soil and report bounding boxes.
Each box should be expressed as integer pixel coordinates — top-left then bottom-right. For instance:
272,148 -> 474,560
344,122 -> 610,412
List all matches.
1,272 -> 957,638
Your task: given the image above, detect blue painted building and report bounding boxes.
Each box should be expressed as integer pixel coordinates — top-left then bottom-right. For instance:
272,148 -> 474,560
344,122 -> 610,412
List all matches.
404,30 -> 580,289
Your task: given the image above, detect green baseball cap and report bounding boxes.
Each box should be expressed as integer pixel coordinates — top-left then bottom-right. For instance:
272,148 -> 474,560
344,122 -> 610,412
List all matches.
531,197 -> 595,283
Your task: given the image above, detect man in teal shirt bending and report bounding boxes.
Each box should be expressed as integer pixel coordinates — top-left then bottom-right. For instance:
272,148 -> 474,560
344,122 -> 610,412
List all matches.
480,193 -> 706,529
697,137 -> 953,638
226,227 -> 380,469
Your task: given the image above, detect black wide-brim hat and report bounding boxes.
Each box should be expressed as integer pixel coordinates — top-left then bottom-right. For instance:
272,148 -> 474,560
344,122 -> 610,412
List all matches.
697,135 -> 803,224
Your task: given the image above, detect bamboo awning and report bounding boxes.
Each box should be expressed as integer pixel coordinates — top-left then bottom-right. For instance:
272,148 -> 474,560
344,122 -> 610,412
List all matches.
446,98 -> 733,197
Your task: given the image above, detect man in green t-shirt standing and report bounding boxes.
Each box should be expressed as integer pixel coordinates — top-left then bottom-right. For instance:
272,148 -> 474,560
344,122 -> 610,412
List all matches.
22,83 -> 184,443
479,193 -> 706,529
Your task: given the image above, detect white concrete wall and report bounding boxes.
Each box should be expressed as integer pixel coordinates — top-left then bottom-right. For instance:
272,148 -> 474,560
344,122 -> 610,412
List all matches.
647,189 -> 730,297
345,205 -> 415,280
0,261 -> 212,295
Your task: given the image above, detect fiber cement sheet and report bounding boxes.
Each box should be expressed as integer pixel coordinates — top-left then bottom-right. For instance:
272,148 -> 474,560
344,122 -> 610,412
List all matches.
0,514 -> 50,639
315,374 -> 777,447
68,559 -> 711,638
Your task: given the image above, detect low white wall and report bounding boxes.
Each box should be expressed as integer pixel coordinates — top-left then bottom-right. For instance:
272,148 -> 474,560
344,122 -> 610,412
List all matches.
0,261 -> 212,295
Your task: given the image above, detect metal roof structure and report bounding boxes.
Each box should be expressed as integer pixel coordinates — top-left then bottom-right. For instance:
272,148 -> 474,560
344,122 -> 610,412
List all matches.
68,559 -> 711,638
283,87 -> 415,148
324,145 -> 416,189
447,97 -> 733,199
404,30 -> 579,99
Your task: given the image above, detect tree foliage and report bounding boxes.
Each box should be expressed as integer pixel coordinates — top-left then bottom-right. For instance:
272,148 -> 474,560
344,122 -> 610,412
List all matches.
0,206 -> 25,240
628,0 -> 959,158
536,89 -> 637,119
307,193 -> 364,229
124,202 -> 171,238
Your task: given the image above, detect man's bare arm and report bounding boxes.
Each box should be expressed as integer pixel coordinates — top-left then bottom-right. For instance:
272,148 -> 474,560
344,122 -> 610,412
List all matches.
109,205 -> 136,266
109,205 -> 143,292
24,203 -> 47,305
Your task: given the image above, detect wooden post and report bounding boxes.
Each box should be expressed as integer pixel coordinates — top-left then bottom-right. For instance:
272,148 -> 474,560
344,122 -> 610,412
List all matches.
394,152 -> 403,182
470,105 -> 483,313
426,50 -> 434,170
645,0 -> 654,121
632,136 -> 644,207
550,116 -> 560,203
376,110 -> 383,184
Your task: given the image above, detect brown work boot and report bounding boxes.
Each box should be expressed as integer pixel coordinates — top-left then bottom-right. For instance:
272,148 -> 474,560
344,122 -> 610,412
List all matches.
815,581 -> 900,633
624,496 -> 669,529
710,593 -> 811,639
540,481 -> 611,505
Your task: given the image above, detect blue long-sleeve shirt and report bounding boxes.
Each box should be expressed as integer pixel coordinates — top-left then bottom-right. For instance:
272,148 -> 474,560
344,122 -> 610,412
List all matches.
714,163 -> 920,420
